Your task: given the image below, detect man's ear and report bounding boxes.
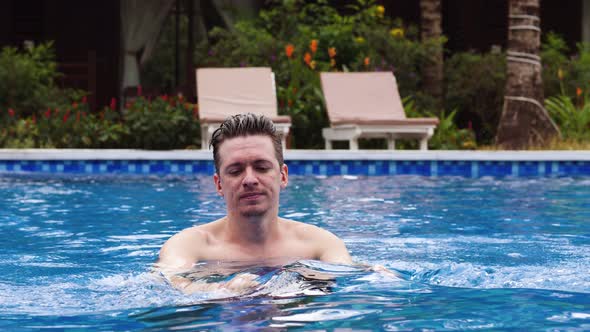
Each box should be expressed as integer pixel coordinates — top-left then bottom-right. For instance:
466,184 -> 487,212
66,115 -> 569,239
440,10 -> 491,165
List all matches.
280,164 -> 289,189
213,173 -> 223,196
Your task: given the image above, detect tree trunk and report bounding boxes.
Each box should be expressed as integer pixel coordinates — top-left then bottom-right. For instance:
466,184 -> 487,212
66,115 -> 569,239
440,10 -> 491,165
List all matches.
420,0 -> 443,104
496,0 -> 560,149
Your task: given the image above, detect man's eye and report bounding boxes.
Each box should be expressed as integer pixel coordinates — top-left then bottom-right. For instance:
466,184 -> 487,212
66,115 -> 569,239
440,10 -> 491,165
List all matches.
227,169 -> 241,175
256,166 -> 270,172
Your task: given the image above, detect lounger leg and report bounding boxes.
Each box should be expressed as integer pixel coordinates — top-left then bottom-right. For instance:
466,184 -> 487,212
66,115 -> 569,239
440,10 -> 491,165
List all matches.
419,138 -> 428,151
387,137 -> 396,150
350,138 -> 359,150
201,130 -> 209,150
325,140 -> 333,150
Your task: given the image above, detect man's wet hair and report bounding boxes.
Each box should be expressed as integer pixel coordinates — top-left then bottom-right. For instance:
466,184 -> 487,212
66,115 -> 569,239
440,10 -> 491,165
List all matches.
210,113 -> 284,174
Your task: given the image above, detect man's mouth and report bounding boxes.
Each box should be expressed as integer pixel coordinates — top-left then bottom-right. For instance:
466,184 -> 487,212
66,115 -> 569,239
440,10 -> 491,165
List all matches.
240,192 -> 265,200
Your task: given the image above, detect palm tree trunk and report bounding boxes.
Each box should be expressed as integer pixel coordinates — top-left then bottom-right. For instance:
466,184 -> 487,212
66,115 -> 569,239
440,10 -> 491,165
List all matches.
420,0 -> 443,104
496,0 -> 560,149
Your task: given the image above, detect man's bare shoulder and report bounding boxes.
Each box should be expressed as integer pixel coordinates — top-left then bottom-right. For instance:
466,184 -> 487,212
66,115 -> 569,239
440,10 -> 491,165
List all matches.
281,218 -> 339,242
158,219 -> 224,269
280,218 -> 352,264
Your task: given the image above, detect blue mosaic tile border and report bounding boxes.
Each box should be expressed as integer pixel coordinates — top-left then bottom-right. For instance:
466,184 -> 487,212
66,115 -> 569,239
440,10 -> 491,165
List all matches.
1,159 -> 590,177
0,160 -> 214,175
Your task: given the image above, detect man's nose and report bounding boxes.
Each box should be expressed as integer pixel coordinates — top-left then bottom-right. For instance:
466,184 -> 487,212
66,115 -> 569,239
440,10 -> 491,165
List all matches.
242,167 -> 259,187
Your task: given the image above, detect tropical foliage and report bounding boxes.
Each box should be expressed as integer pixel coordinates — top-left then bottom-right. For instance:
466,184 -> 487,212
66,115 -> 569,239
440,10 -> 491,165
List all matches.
545,94 -> 590,142
197,0 -> 446,148
3,2 -> 590,149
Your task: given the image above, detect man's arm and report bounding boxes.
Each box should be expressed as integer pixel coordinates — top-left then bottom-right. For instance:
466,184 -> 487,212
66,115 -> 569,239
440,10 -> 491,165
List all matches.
156,229 -> 260,294
317,229 -> 353,265
157,228 -> 202,270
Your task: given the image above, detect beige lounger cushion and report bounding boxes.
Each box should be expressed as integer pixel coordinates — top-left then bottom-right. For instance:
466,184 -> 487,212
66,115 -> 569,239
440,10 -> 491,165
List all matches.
196,67 -> 288,123
195,67 -> 291,149
320,72 -> 438,126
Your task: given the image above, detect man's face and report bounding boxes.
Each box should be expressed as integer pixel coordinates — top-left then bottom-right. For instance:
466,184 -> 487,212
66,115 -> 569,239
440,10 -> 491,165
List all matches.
213,135 -> 288,218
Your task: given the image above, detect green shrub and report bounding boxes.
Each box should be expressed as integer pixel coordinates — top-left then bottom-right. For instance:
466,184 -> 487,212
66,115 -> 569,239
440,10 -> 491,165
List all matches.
0,95 -> 200,149
428,109 -> 477,150
122,95 -> 201,149
444,51 -> 506,145
541,32 -> 570,98
0,42 -> 79,116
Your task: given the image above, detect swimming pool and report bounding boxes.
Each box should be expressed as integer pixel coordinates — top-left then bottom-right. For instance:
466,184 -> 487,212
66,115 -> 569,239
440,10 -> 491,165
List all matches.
1,172 -> 588,330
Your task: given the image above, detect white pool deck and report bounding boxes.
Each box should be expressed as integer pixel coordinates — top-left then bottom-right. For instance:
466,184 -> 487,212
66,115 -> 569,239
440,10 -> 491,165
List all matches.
0,149 -> 589,161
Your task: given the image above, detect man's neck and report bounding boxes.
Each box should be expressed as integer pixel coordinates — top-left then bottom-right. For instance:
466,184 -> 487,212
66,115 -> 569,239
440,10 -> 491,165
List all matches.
224,213 -> 280,246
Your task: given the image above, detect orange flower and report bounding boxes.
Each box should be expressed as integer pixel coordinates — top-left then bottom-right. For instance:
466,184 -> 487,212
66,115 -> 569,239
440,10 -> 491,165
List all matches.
577,87 -> 583,97
328,47 -> 337,58
192,104 -> 199,119
304,52 -> 312,66
364,57 -> 370,66
285,44 -> 295,58
309,39 -> 318,53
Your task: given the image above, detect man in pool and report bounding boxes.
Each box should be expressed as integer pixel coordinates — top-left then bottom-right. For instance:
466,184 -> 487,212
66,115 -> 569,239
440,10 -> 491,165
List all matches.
157,113 -> 352,293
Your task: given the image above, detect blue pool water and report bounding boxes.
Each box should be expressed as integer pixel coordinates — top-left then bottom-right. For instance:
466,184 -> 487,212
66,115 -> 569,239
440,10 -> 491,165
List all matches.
0,174 -> 589,330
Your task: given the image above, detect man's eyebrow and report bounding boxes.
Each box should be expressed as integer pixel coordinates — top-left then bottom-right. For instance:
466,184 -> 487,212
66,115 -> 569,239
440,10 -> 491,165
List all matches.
253,159 -> 273,165
224,161 -> 244,169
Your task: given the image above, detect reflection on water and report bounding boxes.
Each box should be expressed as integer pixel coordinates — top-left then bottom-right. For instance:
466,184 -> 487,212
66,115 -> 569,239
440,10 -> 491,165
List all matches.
170,260 -> 374,298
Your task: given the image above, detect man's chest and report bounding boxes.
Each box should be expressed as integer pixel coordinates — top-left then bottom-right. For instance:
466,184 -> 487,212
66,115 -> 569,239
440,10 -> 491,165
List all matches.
200,237 -> 318,261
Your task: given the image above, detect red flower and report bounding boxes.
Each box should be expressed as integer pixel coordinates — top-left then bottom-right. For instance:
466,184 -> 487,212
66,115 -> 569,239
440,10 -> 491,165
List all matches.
8,108 -> 15,117
32,114 -> 37,124
63,110 -> 70,123
72,102 -> 78,109
44,108 -> 51,119
81,96 -> 87,104
110,97 -> 117,110
160,95 -> 169,102
137,85 -> 143,96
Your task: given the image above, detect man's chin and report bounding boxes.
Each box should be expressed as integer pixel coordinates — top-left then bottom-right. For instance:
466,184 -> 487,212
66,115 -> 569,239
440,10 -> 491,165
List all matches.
240,208 -> 267,218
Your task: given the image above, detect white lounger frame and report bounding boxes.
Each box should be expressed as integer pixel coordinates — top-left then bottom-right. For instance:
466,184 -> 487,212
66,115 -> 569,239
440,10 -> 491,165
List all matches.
322,124 -> 435,150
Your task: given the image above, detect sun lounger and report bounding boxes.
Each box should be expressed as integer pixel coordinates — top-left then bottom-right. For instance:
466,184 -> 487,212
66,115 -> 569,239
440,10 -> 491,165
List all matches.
196,67 -> 291,149
320,72 -> 439,150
